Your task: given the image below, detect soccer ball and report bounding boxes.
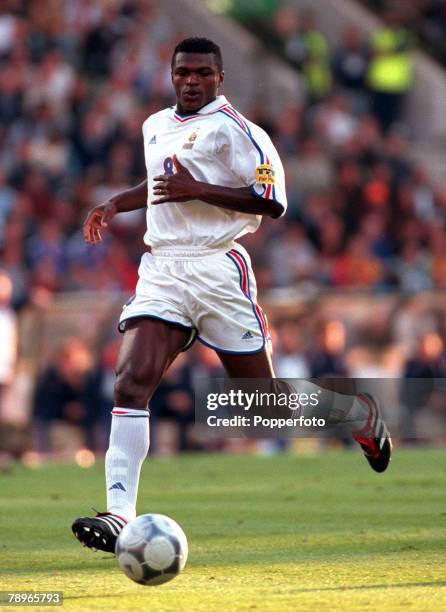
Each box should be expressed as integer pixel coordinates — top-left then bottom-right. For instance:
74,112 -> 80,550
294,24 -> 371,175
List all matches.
116,514 -> 188,586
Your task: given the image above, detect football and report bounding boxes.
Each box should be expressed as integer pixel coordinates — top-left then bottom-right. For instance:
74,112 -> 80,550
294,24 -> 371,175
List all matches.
115,514 -> 188,586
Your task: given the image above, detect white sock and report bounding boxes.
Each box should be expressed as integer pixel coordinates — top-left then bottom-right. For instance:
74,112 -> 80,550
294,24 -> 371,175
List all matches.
343,396 -> 370,434
105,407 -> 150,522
292,381 -> 370,433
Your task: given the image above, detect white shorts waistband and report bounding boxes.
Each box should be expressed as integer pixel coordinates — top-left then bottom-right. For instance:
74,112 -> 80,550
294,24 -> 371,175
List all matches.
148,243 -> 235,259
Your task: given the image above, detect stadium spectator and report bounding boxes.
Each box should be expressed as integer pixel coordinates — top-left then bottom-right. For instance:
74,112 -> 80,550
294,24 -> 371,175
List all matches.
88,337 -> 121,454
0,269 -> 17,417
0,170 -> 17,241
269,223 -> 318,287
401,332 -> 446,439
297,11 -> 333,103
363,0 -> 446,64
418,0 -> 446,62
274,321 -> 310,378
314,92 -> 359,148
429,223 -> 446,288
277,9 -> 332,102
284,136 -> 334,200
367,8 -> 414,132
32,337 -> 98,454
393,241 -> 432,293
309,320 -> 348,379
149,353 -> 195,455
270,5 -> 302,64
332,25 -> 370,114
308,319 -> 352,447
190,342 -> 225,382
330,234 -> 385,289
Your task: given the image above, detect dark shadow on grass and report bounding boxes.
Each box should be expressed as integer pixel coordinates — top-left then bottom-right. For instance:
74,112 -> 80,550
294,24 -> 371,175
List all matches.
1,558 -> 116,575
294,581 -> 446,593
63,580 -> 446,600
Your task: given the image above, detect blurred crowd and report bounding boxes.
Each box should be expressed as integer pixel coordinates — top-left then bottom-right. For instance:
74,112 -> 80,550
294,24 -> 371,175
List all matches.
0,0 -> 445,455
2,274 -> 446,455
362,0 -> 446,64
234,4 -> 446,294
1,0 -> 445,309
237,3 -> 415,129
0,0 -> 178,308
25,300 -> 446,456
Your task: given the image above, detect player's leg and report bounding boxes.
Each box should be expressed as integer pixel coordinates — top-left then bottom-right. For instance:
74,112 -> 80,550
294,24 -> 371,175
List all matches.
217,347 -> 274,378
73,318 -> 190,552
113,318 -> 190,407
218,348 -> 391,471
107,318 -> 190,518
198,247 -> 391,471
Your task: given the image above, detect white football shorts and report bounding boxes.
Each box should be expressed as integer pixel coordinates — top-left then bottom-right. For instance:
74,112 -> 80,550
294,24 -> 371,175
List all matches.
118,243 -> 270,354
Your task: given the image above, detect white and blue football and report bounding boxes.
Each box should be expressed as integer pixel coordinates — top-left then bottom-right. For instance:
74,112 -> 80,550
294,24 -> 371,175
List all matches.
116,513 -> 188,586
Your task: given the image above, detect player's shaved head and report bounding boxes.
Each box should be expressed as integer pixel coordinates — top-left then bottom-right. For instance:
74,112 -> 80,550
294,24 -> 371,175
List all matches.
172,37 -> 223,71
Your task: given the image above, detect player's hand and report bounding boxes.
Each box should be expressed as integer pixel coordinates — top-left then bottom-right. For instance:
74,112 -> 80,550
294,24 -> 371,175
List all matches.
83,202 -> 117,244
152,155 -> 202,204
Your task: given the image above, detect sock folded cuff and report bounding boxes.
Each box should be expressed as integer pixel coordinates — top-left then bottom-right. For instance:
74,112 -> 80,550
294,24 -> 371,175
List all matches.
112,407 -> 150,417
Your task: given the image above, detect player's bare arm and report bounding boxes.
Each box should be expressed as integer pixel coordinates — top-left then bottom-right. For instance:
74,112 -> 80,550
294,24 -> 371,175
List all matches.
83,179 -> 148,244
152,156 -> 283,219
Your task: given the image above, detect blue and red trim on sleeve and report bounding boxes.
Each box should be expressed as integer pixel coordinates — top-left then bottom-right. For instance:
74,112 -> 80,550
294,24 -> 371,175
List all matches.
218,106 -> 277,202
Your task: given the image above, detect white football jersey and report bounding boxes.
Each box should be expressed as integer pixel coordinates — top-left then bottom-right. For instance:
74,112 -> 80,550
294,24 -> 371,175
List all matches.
142,95 -> 287,249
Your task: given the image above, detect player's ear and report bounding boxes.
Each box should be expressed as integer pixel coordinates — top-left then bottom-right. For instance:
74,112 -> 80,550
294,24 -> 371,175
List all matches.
218,70 -> 225,87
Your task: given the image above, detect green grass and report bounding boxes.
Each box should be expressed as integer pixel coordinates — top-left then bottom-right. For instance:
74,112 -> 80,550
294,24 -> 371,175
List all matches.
0,448 -> 445,611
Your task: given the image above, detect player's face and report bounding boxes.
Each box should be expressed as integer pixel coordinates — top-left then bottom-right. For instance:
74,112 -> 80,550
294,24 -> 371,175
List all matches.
172,53 -> 224,114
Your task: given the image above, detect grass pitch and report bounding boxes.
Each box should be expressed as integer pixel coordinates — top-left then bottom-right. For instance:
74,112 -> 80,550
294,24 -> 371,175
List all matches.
0,448 -> 445,611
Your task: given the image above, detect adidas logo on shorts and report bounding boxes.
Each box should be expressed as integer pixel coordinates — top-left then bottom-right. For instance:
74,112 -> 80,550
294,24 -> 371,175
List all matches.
242,331 -> 254,339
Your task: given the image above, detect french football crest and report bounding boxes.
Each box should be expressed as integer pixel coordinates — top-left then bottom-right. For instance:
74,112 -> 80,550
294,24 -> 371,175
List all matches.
183,129 -> 199,149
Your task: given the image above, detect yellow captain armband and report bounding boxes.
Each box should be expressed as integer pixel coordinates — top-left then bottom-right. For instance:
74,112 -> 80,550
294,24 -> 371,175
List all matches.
255,164 -> 275,185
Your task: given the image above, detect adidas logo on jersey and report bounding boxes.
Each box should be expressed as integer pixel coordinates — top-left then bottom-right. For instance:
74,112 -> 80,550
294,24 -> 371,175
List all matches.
148,135 -> 156,144
108,481 -> 126,491
242,331 -> 254,339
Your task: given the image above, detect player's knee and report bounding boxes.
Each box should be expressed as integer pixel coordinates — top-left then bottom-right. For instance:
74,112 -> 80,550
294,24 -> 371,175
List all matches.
114,368 -> 157,408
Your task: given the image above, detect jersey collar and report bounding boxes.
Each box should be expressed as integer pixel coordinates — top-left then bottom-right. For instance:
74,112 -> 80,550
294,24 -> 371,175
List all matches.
173,95 -> 229,122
